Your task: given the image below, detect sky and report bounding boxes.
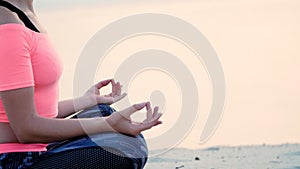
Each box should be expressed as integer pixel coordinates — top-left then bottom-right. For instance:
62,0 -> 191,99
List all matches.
34,0 -> 300,149
35,0 -> 115,9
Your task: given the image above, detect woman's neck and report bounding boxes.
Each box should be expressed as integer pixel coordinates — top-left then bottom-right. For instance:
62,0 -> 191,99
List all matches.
6,0 -> 34,13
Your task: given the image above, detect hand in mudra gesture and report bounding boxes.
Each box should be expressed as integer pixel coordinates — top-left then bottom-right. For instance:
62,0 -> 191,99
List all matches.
106,102 -> 163,136
84,79 -> 127,105
84,79 -> 163,135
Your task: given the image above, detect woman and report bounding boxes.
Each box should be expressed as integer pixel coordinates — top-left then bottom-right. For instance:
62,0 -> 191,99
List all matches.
0,0 -> 162,168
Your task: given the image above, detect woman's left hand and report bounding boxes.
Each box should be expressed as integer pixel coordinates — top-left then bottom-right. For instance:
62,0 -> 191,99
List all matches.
83,79 -> 127,105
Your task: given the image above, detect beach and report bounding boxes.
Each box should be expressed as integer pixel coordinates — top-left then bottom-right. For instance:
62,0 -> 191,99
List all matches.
145,144 -> 300,169
33,1 -> 300,168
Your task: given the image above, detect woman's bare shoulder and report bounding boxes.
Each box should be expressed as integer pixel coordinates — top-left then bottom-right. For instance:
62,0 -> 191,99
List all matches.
0,6 -> 23,25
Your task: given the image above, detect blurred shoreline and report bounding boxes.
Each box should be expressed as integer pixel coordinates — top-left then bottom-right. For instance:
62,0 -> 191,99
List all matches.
145,143 -> 300,169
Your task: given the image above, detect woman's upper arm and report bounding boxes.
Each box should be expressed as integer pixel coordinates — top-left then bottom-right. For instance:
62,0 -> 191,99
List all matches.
0,26 -> 36,140
0,26 -> 34,91
0,87 -> 38,138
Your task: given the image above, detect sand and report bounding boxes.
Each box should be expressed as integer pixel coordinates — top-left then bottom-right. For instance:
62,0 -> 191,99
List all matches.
144,144 -> 300,169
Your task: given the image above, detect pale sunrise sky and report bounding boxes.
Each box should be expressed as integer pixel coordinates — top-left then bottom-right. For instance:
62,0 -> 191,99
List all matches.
33,0 -> 300,149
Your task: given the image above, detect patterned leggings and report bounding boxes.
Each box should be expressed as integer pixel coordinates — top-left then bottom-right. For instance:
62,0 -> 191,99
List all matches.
0,152 -> 43,169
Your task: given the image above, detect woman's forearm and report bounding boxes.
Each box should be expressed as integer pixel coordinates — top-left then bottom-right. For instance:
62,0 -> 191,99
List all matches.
57,96 -> 96,118
1,87 -> 162,144
17,115 -> 111,143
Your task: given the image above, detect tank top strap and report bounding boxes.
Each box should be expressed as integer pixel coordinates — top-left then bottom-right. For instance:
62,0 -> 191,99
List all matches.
0,0 -> 40,32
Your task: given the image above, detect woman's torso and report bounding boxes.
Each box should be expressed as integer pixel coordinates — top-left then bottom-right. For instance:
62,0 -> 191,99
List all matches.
0,4 -> 61,145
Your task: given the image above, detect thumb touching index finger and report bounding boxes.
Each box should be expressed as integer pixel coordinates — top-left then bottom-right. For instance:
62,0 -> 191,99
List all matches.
133,102 -> 148,110
119,102 -> 147,118
95,79 -> 112,89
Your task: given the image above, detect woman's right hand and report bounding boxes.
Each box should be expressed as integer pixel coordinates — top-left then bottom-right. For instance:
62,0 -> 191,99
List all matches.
105,102 -> 163,136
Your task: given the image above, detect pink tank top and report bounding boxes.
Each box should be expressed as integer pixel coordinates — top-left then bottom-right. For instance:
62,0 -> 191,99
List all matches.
0,24 -> 63,153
